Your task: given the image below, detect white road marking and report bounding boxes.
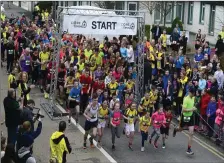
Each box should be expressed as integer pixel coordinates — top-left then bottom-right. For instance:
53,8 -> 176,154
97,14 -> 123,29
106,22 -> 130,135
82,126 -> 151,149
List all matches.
56,104 -> 117,163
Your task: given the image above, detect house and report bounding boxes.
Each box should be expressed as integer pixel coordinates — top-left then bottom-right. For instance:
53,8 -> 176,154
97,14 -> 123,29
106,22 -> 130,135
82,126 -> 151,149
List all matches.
13,1 -> 223,46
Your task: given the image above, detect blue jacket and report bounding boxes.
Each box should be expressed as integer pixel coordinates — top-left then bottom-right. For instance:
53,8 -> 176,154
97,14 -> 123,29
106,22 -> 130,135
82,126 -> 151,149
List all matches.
194,53 -> 204,62
163,75 -> 170,91
175,56 -> 185,69
206,102 -> 217,120
203,47 -> 211,56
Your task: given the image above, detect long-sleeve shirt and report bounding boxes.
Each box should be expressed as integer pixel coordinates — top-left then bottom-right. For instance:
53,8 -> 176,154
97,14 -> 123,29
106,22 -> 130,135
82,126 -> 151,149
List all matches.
206,102 -> 217,120
214,70 -> 224,90
198,79 -> 206,90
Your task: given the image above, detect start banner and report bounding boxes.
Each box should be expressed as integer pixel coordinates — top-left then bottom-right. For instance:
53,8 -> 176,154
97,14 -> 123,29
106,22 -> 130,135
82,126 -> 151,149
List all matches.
63,15 -> 138,35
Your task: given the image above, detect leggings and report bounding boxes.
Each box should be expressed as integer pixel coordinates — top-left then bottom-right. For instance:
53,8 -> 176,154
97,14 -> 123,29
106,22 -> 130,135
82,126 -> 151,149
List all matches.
141,131 -> 148,147
111,125 -> 121,145
80,93 -> 89,113
150,127 -> 160,143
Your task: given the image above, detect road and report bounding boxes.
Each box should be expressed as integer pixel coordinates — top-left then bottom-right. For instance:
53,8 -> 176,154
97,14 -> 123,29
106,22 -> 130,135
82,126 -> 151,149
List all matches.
1,3 -> 224,163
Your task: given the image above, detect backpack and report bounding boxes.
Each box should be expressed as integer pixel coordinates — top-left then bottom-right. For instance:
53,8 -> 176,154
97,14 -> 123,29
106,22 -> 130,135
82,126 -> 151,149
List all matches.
18,152 -> 31,163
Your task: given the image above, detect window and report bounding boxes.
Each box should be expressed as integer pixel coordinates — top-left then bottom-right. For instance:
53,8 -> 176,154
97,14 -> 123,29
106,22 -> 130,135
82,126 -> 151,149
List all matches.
115,1 -> 124,15
73,1 -> 77,6
60,1 -> 63,6
78,1 -> 82,6
209,5 -> 216,35
199,2 -> 205,24
65,1 -> 68,6
154,4 -> 161,23
188,2 -> 194,24
166,4 -> 173,23
176,3 -> 183,21
128,2 -> 137,15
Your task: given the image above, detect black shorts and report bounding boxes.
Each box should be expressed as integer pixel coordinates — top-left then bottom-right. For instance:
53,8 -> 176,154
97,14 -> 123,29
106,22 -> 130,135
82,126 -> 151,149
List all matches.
57,82 -> 64,89
179,113 -> 195,128
160,126 -> 169,135
41,70 -> 47,79
69,101 -> 79,109
84,120 -> 98,131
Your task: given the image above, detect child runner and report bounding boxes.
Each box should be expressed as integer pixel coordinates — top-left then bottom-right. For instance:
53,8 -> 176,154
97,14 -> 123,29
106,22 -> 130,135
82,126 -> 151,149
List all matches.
110,101 -> 122,150
139,112 -> 151,152
97,100 -> 109,148
149,107 -> 166,149
123,102 -> 138,150
160,108 -> 172,149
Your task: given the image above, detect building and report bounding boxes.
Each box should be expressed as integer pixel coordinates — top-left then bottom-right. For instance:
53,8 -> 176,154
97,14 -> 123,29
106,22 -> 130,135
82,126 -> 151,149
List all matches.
13,1 -> 223,45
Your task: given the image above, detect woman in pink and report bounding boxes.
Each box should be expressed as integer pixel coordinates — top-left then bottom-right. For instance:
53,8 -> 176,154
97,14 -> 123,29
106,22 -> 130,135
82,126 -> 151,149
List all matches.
110,102 -> 122,150
149,107 -> 166,149
215,97 -> 224,141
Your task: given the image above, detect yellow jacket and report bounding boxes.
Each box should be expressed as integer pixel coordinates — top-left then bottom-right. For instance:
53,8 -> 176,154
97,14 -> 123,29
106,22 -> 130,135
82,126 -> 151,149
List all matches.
50,131 -> 72,163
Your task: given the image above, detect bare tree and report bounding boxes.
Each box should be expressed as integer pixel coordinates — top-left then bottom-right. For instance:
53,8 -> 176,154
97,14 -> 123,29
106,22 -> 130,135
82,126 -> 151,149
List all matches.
155,1 -> 176,27
140,1 -> 156,15
141,1 -> 177,27
93,1 -> 115,9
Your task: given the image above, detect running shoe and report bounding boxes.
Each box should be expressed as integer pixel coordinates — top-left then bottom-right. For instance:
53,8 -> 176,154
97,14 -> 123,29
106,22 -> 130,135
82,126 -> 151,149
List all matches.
40,88 -> 44,93
128,144 -> 133,151
148,135 -> 152,144
97,142 -> 101,148
83,143 -> 87,149
186,148 -> 194,155
173,128 -> 177,137
141,147 -> 145,152
112,144 -> 115,150
89,137 -> 94,148
162,144 -> 166,149
153,142 -> 158,149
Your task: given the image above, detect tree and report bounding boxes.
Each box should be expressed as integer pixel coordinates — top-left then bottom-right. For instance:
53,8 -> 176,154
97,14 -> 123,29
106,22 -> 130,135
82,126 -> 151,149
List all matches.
93,1 -> 115,9
140,1 -> 177,27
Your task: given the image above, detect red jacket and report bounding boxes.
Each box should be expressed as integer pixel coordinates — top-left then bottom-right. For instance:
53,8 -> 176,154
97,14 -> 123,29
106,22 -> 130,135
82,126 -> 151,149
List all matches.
200,93 -> 211,115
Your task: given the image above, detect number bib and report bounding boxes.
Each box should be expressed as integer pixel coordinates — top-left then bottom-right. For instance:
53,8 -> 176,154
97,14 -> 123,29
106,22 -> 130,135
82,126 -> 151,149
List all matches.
25,60 -> 30,66
8,50 -> 13,54
183,116 -> 191,123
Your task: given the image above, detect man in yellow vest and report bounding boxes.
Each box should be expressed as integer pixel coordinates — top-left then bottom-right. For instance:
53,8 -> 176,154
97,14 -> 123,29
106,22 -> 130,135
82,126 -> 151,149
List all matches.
219,25 -> 224,39
50,121 -> 72,163
1,12 -> 6,22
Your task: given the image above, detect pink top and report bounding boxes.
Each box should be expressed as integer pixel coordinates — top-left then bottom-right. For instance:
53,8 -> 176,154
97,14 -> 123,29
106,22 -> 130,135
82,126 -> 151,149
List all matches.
111,111 -> 121,126
151,112 -> 166,129
215,105 -> 224,125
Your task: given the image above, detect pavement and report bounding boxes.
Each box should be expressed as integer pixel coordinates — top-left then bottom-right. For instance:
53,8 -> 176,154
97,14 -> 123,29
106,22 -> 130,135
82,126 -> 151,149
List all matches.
1,4 -> 224,163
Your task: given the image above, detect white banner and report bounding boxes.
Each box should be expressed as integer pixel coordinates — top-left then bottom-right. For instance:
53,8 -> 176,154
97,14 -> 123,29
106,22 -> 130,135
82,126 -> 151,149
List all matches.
63,15 -> 138,35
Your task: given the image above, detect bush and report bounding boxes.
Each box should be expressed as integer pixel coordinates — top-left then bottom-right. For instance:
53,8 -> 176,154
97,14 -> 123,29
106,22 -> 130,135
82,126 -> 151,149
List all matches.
172,17 -> 183,31
38,1 -> 53,12
145,25 -> 151,40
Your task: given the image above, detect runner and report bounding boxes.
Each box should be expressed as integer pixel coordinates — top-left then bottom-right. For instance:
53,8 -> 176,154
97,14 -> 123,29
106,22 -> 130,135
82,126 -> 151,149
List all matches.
173,87 -> 196,155
123,102 -> 138,150
139,112 -> 151,152
149,107 -> 166,149
110,101 -> 122,150
68,79 -> 81,124
83,94 -> 100,149
97,100 -> 109,148
160,108 -> 173,149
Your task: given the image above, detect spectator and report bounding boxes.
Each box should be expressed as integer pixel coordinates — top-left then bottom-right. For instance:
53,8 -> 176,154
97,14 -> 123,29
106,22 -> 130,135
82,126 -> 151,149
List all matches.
219,25 -> 224,39
50,121 -> 72,163
170,28 -> 180,54
200,89 -> 211,132
178,31 -> 188,55
195,29 -> 202,42
215,96 -> 224,142
215,35 -> 224,57
20,99 -> 36,131
198,73 -> 206,91
1,144 -> 17,163
1,136 -> 6,158
206,95 -> 217,137
151,24 -> 162,44
4,89 -> 24,146
194,48 -> 204,63
214,63 -> 224,90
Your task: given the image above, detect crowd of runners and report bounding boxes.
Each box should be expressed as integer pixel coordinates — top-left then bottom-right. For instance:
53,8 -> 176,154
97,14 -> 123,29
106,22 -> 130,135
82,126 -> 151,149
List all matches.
1,3 -> 224,163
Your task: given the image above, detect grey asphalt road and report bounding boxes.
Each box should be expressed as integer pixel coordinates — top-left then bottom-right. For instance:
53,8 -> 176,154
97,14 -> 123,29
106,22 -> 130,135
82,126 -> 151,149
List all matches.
74,115 -> 224,163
